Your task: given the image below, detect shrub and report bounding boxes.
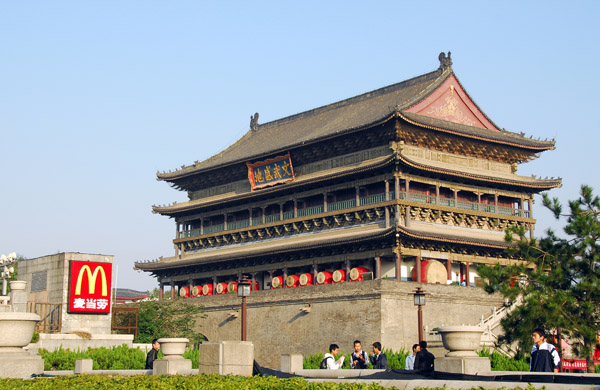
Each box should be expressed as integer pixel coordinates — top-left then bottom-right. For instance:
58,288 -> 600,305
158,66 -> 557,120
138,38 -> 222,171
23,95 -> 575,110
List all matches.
478,348 -> 529,371
0,375 -> 392,390
39,344 -> 201,370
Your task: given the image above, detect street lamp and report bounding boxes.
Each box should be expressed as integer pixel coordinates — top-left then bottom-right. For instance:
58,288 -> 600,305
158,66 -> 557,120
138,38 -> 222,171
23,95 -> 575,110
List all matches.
237,277 -> 252,341
413,287 -> 426,342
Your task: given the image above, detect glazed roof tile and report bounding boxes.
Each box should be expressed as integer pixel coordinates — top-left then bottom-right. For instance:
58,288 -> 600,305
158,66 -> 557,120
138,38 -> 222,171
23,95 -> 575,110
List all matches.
157,66 -> 555,182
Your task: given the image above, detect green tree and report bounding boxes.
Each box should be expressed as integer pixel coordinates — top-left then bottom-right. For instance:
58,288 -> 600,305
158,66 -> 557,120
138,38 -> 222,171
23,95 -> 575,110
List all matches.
479,185 -> 600,372
133,299 -> 205,345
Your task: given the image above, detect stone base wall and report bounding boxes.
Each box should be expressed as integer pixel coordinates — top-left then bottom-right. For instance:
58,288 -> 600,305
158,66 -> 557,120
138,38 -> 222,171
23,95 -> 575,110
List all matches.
187,280 -> 503,368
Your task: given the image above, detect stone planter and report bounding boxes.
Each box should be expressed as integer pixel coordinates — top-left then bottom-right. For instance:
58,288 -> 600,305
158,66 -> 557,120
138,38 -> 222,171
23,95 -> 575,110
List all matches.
0,312 -> 44,378
0,312 -> 40,352
157,338 -> 189,356
9,281 -> 27,292
438,325 -> 484,357
154,338 -> 191,375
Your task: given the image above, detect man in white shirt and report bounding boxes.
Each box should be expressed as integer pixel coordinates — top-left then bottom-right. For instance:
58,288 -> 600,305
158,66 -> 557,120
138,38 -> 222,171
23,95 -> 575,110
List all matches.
405,343 -> 420,370
321,344 -> 345,369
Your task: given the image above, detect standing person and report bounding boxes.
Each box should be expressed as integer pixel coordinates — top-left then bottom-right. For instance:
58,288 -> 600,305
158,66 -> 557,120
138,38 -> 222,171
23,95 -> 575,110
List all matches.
405,343 -> 420,370
321,344 -> 345,369
414,340 -> 435,372
530,328 -> 560,372
350,340 -> 369,369
145,339 -> 160,369
369,341 -> 388,369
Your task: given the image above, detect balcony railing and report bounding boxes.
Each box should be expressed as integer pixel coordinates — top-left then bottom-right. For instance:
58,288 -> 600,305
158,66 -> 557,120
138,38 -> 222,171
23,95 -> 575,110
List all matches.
265,214 -> 281,223
328,199 -> 356,212
360,193 -> 385,206
228,220 -> 250,230
179,191 -> 529,239
204,224 -> 224,234
297,205 -> 324,217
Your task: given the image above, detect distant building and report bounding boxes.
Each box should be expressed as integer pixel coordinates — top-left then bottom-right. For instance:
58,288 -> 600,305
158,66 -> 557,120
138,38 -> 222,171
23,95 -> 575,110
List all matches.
114,288 -> 149,304
136,52 -> 560,295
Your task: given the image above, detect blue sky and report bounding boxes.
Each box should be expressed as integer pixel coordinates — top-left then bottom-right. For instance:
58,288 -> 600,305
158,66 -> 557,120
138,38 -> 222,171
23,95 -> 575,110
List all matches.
2,1 -> 599,291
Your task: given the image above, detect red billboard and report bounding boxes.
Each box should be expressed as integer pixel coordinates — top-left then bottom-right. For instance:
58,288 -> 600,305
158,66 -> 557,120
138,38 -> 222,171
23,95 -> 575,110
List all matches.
68,261 -> 112,314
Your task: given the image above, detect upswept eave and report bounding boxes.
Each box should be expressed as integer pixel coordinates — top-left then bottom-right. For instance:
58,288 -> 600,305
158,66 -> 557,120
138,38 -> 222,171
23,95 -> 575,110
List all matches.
397,152 -> 562,191
398,111 -> 556,152
134,223 -> 510,272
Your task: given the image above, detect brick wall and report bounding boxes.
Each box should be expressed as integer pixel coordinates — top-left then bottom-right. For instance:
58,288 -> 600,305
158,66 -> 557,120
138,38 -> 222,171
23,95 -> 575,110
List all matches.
187,279 -> 503,368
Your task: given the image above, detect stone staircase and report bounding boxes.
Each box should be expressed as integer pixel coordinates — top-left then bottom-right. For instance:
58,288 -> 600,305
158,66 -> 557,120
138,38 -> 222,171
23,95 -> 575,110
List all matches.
426,296 -> 523,357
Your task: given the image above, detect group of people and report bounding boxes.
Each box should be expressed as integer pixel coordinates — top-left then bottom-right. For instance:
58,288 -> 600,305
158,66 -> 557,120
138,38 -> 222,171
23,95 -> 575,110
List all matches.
146,326 -> 561,373
323,327 -> 561,373
322,340 -> 435,372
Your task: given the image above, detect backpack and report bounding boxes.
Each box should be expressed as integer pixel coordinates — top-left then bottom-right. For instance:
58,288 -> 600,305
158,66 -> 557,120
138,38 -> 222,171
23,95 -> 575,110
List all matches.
320,355 -> 333,369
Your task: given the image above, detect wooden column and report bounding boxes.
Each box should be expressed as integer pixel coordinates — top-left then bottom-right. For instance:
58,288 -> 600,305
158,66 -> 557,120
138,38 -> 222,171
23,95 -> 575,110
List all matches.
374,256 -> 381,280
385,180 -> 389,200
345,259 -> 351,281
312,263 -> 318,286
249,208 -> 253,226
465,262 -> 470,287
170,281 -> 175,300
395,252 -> 402,281
160,283 -> 164,300
283,268 -> 288,282
355,186 -> 360,207
436,185 -> 440,205
446,259 -> 452,281
385,181 -> 390,227
293,199 -> 298,218
251,273 -> 257,290
494,193 -> 499,212
415,255 -> 422,283
323,193 -> 328,212
395,176 -> 400,200
200,218 -> 204,235
280,203 -> 284,220
268,270 -> 274,289
224,213 -> 228,230
262,207 -> 266,224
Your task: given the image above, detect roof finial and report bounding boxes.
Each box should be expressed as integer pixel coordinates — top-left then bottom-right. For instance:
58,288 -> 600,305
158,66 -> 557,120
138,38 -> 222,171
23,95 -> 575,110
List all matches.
250,112 -> 259,131
438,51 -> 452,71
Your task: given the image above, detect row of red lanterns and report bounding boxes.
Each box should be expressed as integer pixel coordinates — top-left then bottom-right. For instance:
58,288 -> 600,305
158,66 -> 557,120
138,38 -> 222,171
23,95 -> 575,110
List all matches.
271,266 -> 371,288
178,267 -> 371,297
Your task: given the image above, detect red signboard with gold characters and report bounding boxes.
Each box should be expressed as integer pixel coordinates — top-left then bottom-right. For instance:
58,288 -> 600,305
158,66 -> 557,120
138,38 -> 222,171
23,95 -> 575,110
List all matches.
247,153 -> 295,191
68,260 -> 112,314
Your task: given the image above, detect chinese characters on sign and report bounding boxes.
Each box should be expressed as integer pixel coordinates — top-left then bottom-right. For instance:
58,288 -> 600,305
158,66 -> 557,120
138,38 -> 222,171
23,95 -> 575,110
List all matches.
68,260 -> 112,314
247,153 -> 295,191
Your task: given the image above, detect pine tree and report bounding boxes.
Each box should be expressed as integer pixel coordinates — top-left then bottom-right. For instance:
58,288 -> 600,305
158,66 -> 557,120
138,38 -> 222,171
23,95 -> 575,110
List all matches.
479,185 -> 600,372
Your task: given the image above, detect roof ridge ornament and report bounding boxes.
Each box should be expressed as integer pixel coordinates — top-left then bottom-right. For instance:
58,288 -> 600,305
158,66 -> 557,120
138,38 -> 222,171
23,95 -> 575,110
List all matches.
438,51 -> 452,71
250,112 -> 259,131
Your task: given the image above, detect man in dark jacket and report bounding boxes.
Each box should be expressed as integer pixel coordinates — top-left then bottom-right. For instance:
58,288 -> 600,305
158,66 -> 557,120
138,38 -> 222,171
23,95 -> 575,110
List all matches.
530,328 -> 560,372
369,341 -> 388,369
145,339 -> 160,369
414,340 -> 435,373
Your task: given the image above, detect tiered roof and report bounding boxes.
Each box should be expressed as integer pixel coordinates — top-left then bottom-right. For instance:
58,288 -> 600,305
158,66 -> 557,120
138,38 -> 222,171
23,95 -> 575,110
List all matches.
157,55 -> 555,184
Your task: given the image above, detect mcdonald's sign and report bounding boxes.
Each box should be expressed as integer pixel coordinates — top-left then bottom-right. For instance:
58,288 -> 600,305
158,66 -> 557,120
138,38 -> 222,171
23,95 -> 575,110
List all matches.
68,261 -> 112,314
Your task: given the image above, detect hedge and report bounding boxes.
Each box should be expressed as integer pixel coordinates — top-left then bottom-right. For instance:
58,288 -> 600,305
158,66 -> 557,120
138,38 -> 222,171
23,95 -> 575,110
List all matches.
39,344 -> 200,370
0,374 -> 542,390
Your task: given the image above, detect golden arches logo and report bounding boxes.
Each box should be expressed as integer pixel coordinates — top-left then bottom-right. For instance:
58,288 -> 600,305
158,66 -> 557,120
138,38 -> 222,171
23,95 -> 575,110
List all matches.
75,265 -> 108,296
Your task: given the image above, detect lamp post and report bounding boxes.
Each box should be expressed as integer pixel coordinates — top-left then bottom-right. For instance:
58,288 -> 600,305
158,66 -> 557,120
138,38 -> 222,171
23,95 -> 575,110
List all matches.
237,277 -> 252,341
413,287 -> 426,342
